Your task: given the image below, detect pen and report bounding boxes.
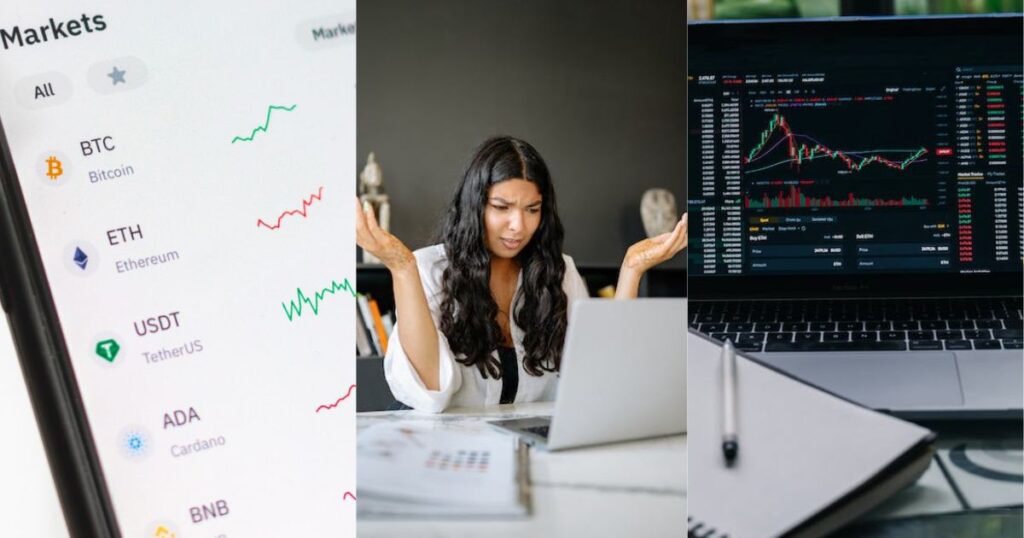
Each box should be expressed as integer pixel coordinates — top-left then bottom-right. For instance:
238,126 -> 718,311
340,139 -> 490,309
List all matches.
721,339 -> 738,464
515,438 -> 531,514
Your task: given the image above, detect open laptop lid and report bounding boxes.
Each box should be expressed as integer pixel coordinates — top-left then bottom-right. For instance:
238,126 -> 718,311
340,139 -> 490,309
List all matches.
687,15 -> 1023,300
546,299 -> 686,450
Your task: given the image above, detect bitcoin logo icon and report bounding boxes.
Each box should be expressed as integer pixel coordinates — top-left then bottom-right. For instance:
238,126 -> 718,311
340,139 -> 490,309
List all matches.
45,155 -> 63,180
37,151 -> 70,186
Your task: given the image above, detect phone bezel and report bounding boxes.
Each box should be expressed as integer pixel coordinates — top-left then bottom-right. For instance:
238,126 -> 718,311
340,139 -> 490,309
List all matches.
0,116 -> 120,535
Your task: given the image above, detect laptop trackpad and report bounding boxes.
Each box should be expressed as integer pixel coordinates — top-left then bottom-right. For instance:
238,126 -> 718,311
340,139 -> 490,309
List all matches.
761,352 -> 964,410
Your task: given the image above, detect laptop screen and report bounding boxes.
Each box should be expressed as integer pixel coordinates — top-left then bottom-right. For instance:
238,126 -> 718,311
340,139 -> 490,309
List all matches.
687,15 -> 1023,299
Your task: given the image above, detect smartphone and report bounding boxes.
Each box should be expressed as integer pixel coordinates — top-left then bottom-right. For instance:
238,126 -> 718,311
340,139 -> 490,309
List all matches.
0,2 -> 356,535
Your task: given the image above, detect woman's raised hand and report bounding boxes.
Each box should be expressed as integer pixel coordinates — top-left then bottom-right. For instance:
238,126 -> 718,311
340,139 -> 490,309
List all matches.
355,198 -> 416,272
623,213 -> 688,273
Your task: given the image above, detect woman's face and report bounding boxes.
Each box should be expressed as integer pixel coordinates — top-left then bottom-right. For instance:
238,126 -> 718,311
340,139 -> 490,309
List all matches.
483,178 -> 543,259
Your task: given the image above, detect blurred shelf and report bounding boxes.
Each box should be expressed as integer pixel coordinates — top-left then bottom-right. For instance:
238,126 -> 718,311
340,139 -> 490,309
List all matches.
356,263 -> 685,301
356,356 -> 394,412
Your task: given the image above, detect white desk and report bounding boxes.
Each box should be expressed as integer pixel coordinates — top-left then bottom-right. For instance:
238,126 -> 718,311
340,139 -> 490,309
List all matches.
357,402 -> 687,538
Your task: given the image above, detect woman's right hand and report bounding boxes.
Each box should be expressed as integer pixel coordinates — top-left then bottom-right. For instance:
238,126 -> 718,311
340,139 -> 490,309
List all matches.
356,198 -> 441,390
355,198 -> 415,272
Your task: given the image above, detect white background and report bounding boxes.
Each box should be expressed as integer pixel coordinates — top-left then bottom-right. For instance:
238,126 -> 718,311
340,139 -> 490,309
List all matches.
0,317 -> 67,536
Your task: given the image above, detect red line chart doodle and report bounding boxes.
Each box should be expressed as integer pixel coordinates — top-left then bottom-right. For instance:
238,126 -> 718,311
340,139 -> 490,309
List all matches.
257,186 -> 325,230
315,384 -> 357,413
343,491 -> 357,502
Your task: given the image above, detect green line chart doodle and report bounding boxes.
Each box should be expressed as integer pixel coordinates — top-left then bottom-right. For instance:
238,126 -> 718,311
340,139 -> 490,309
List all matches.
282,278 -> 357,321
231,104 -> 297,144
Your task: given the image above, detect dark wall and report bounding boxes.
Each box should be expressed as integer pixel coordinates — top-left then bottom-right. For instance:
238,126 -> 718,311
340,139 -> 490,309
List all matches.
357,0 -> 686,268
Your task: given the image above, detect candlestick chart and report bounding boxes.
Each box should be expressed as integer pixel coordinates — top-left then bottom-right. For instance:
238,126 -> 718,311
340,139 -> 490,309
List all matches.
742,103 -> 941,212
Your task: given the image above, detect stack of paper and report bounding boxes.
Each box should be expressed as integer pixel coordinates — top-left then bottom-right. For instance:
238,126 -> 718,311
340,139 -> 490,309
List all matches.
357,422 -> 530,518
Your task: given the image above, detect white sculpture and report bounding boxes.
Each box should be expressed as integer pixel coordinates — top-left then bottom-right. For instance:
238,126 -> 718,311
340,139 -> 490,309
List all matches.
640,188 -> 678,238
359,152 -> 391,264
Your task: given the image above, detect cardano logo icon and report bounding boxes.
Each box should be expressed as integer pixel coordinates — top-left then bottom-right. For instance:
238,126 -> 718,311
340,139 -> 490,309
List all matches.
118,426 -> 153,460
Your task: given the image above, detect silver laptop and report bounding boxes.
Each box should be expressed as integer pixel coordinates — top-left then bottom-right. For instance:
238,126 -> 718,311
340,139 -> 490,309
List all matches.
688,15 -> 1023,419
490,298 -> 686,450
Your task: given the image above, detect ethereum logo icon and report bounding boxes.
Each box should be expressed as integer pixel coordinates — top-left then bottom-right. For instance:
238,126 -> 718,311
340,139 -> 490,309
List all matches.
63,242 -> 98,276
73,247 -> 89,270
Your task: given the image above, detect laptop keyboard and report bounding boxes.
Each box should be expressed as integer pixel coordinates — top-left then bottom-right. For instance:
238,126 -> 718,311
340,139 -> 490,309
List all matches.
690,297 -> 1023,353
522,425 -> 550,439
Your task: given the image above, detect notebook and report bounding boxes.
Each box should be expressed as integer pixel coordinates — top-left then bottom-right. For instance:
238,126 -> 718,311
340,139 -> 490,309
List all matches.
688,329 -> 936,538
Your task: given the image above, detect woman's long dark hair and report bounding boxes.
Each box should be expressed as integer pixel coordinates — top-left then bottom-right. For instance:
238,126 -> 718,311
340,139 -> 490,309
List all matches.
437,136 -> 568,379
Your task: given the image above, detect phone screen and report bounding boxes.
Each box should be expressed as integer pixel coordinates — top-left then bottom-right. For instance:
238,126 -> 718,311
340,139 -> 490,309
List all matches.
0,2 -> 355,535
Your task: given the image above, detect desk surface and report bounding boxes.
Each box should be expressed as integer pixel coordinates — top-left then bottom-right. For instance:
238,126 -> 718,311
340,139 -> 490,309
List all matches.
850,419 -> 1023,536
357,402 -> 686,538
358,403 -> 1023,538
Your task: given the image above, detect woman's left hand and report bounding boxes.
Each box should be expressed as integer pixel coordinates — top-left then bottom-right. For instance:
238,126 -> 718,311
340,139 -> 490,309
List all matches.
622,213 -> 688,274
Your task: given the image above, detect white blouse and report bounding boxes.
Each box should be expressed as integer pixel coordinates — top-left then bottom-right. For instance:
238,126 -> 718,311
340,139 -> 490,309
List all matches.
384,244 -> 590,413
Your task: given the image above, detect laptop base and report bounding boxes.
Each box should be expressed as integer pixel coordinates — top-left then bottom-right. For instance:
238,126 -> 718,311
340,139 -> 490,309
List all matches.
489,417 -> 553,449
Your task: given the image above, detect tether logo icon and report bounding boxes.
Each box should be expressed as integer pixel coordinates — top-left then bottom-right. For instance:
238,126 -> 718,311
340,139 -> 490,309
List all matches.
95,339 -> 120,362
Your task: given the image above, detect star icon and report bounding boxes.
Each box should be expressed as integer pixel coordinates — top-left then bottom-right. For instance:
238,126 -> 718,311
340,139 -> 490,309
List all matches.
107,66 -> 126,85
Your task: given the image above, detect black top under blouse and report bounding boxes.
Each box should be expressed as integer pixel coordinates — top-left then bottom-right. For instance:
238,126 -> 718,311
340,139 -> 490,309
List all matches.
497,346 -> 519,404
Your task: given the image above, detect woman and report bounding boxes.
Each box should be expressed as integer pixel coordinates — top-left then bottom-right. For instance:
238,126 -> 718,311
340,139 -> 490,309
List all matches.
355,136 -> 686,412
